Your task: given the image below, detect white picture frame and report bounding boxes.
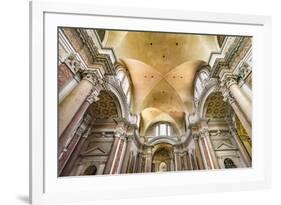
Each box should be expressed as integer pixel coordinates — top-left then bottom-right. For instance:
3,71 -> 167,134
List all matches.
30,1 -> 272,204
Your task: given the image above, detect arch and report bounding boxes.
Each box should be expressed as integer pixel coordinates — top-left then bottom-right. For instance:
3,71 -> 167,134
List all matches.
140,107 -> 182,136
115,61 -> 134,108
152,143 -> 174,172
192,65 -> 211,107
146,121 -> 178,137
196,78 -> 220,119
148,136 -> 178,146
103,77 -> 131,119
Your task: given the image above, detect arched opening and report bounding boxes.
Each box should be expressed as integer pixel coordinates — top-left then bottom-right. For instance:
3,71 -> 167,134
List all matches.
83,165 -> 97,175
115,65 -> 133,108
152,143 -> 174,172
146,122 -> 177,137
193,68 -> 210,107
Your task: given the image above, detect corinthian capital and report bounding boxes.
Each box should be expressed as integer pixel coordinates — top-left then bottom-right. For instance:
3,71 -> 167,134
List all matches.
81,69 -> 104,86
115,127 -> 127,139
221,87 -> 235,104
64,53 -> 82,73
192,134 -> 200,141
221,74 -> 239,88
199,128 -> 209,138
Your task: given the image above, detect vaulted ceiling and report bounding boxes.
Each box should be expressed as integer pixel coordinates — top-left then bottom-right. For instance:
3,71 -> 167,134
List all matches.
102,30 -> 220,134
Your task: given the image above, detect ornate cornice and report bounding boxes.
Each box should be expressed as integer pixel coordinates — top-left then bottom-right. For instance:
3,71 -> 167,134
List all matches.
76,29 -> 116,75
221,87 -> 235,105
209,37 -> 251,78
81,69 -> 104,86
64,53 -> 83,74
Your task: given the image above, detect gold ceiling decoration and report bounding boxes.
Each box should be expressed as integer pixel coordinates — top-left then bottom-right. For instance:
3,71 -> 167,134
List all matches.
88,91 -> 119,120
205,92 -> 231,119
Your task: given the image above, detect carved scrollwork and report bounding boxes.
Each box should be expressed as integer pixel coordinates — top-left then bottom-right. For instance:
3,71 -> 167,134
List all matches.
86,89 -> 100,104
115,127 -> 127,139
64,53 -> 82,73
223,74 -> 239,88
81,69 -> 104,86
238,62 -> 251,80
221,88 -> 235,104
199,128 -> 209,138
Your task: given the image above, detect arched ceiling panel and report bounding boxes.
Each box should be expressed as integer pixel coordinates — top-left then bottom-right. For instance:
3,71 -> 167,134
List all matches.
102,30 -> 220,130
105,31 -> 220,73
164,60 -> 207,112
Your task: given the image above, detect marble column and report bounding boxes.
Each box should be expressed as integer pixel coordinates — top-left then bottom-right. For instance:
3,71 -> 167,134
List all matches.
193,135 -> 205,170
222,88 -> 251,137
200,128 -> 220,169
191,151 -> 199,170
187,151 -> 194,170
222,74 -> 252,122
58,90 -> 99,155
104,128 -> 128,175
182,151 -> 189,170
120,136 -> 133,173
103,134 -> 120,174
144,146 -> 153,172
136,152 -> 144,173
58,116 -> 92,175
173,147 -> 182,171
59,69 -> 103,137
186,151 -> 192,170
59,123 -> 92,176
239,79 -> 252,101
198,136 -> 211,169
228,124 -> 252,167
114,136 -> 127,174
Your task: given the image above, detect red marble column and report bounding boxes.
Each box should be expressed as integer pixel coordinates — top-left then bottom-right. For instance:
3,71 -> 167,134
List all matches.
103,136 -> 121,174
58,117 -> 92,175
193,135 -> 205,170
120,137 -> 133,173
111,138 -> 125,174
59,126 -> 91,176
144,146 -> 153,173
58,100 -> 90,155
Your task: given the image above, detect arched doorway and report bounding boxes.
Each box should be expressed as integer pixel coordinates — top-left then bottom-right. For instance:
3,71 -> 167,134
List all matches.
152,143 -> 174,172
